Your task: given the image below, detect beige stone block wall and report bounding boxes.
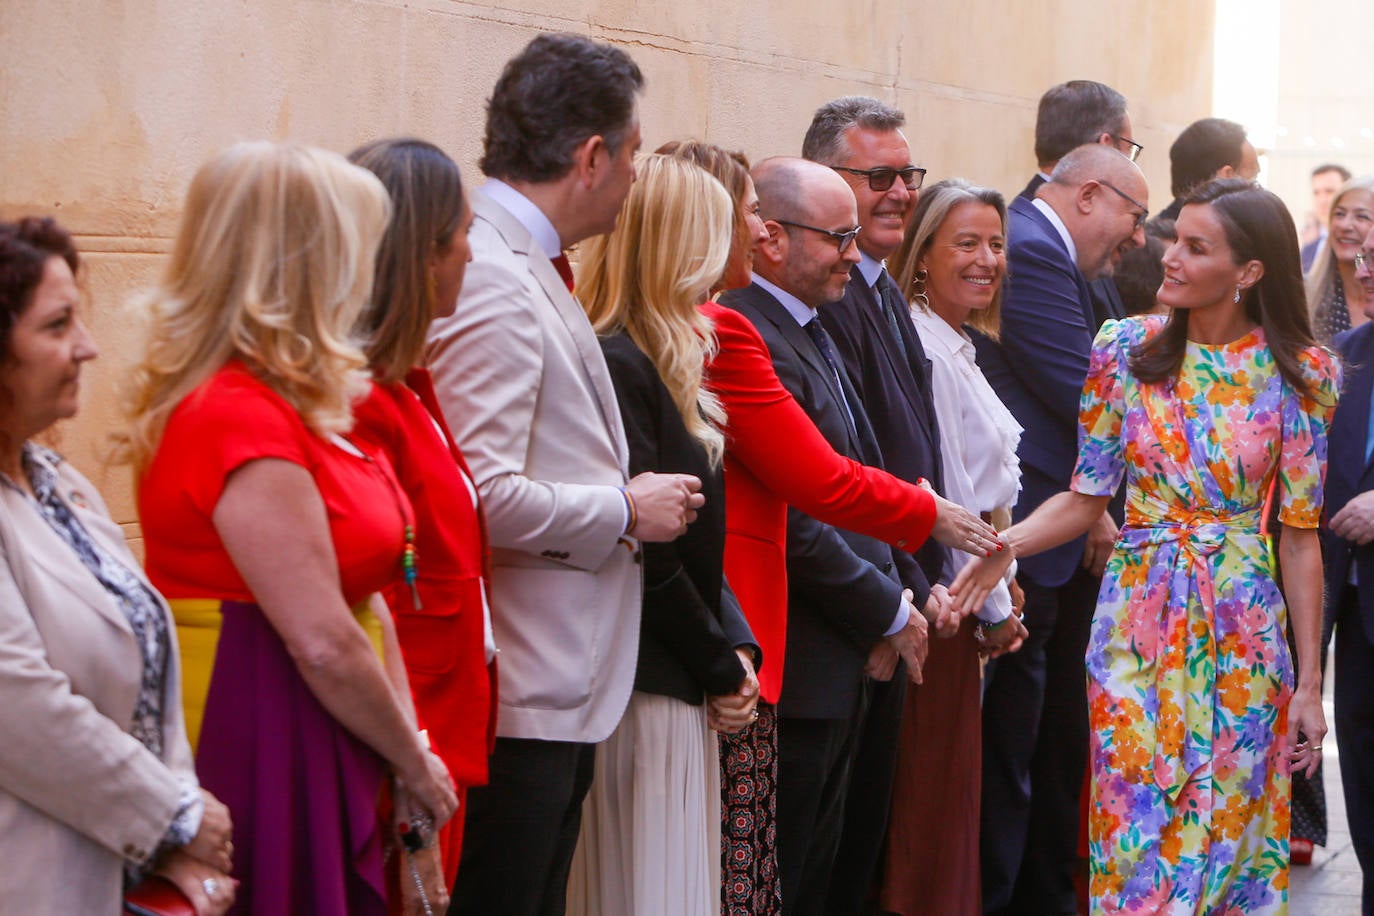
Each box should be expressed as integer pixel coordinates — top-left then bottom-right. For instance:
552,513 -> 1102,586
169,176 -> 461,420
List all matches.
1,0 -> 1215,545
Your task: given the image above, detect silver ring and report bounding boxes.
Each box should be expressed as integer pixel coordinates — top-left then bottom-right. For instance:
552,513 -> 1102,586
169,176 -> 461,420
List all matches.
202,877 -> 220,897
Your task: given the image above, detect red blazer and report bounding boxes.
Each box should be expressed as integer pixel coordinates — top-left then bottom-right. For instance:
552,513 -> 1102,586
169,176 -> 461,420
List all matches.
702,304 -> 937,703
351,369 -> 499,786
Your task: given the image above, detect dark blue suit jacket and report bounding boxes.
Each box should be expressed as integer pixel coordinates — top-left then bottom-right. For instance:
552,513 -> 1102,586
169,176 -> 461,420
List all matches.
819,265 -> 949,606
720,280 -> 919,718
1325,323 -> 1374,640
975,195 -> 1114,587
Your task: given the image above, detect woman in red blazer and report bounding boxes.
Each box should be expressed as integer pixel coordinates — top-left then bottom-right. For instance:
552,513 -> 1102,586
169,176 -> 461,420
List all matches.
348,138 -> 497,912
660,140 -> 1000,914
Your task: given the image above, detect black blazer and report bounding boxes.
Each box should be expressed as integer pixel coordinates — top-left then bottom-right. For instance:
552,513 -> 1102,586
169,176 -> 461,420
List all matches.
600,332 -> 755,704
1325,323 -> 1374,641
819,265 -> 949,603
720,282 -> 920,719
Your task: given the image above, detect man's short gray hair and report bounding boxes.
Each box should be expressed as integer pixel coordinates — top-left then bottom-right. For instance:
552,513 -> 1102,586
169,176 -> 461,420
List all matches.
802,96 -> 906,165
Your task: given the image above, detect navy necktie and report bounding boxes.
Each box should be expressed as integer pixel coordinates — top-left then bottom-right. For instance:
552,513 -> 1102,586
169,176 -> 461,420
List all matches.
806,318 -> 857,435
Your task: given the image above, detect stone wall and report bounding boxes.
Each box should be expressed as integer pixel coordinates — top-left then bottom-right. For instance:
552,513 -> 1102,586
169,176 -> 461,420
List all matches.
0,0 -> 1216,549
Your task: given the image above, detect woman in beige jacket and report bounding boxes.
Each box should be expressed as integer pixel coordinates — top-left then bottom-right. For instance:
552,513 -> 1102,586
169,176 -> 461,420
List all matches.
0,217 -> 234,913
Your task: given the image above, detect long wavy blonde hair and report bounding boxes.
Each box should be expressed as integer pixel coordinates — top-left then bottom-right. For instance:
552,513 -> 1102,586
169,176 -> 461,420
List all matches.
578,155 -> 732,467
118,141 -> 390,469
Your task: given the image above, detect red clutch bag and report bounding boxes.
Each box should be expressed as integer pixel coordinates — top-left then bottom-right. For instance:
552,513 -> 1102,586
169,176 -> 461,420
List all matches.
124,875 -> 196,916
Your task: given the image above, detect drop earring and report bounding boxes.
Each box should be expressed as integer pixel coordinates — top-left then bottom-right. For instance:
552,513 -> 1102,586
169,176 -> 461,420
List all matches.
1233,284 -> 1242,304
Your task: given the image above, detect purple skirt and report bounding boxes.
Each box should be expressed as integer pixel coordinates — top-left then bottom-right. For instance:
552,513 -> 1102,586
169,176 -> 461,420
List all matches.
190,600 -> 388,916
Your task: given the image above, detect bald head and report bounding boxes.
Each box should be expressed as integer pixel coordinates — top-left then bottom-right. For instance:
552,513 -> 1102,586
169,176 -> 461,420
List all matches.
752,157 -> 861,305
754,156 -> 854,225
1039,144 -> 1148,280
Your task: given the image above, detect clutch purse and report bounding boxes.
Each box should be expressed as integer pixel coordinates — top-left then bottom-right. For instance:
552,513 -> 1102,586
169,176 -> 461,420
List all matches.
124,875 -> 196,916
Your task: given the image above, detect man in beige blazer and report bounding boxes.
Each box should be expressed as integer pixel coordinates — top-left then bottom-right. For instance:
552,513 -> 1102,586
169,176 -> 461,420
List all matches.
427,33 -> 703,916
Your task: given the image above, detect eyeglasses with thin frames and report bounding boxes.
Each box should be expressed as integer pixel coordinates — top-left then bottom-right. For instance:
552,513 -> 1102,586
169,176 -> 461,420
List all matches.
832,165 -> 927,193
770,219 -> 862,255
1356,251 -> 1372,275
1096,179 -> 1149,230
1113,135 -> 1144,163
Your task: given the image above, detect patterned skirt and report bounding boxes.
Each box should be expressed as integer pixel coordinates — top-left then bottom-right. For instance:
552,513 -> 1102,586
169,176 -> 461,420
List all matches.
720,701 -> 782,915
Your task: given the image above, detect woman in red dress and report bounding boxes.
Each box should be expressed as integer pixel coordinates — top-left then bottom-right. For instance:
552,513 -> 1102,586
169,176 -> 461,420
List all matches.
347,137 -> 498,912
127,141 -> 457,915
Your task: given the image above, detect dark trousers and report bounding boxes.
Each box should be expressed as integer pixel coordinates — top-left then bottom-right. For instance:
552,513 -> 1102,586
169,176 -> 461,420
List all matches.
826,674 -> 907,916
777,685 -> 870,916
1334,586 -> 1374,915
449,736 -> 596,916
980,567 -> 1099,914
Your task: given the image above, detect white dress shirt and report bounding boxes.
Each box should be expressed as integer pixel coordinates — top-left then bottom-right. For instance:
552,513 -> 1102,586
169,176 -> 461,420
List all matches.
910,307 -> 1022,622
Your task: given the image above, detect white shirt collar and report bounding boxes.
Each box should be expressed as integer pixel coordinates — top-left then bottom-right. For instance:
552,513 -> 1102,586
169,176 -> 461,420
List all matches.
910,306 -> 971,357
483,179 -> 563,258
752,272 -> 817,327
1031,197 -> 1077,265
855,250 -> 884,289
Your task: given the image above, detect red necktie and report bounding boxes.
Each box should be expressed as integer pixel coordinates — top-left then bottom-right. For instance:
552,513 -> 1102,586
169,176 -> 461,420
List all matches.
551,253 -> 575,293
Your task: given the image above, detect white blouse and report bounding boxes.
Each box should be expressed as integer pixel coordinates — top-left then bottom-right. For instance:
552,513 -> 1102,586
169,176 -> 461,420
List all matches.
910,306 -> 1022,622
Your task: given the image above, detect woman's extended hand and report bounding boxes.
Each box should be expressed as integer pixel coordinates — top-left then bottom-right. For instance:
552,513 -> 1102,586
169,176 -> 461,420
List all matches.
182,788 -> 233,874
929,490 -> 1003,557
157,849 -> 236,916
1287,683 -> 1328,780
948,548 -> 1015,618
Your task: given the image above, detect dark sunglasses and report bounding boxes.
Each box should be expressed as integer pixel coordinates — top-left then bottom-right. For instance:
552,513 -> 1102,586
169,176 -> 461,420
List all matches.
832,165 -> 927,193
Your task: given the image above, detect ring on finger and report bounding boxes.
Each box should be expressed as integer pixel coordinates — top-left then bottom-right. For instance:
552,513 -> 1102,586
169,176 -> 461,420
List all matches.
202,877 -> 220,898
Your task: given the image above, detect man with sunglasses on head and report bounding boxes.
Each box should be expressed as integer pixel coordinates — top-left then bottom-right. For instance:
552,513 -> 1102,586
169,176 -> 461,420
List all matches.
974,143 -> 1147,915
801,96 -> 989,916
719,156 -> 930,916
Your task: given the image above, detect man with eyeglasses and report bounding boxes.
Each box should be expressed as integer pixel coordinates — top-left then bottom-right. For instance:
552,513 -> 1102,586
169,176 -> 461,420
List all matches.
975,143 -> 1147,916
1020,80 -> 1139,332
800,95 -> 969,916
719,156 -> 930,916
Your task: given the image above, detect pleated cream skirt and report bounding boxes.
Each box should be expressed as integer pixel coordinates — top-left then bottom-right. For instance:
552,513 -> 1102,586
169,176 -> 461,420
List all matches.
567,691 -> 722,916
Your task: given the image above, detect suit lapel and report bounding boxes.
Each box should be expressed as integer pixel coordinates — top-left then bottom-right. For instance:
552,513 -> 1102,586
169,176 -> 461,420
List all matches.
1012,198 -> 1098,332
1337,329 -> 1374,486
2,487 -> 133,635
741,284 -> 863,456
474,192 -> 629,472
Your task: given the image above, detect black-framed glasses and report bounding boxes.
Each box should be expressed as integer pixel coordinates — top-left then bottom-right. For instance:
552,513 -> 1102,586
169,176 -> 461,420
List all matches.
832,165 -> 927,192
1113,135 -> 1144,163
1096,179 -> 1149,230
770,219 -> 862,254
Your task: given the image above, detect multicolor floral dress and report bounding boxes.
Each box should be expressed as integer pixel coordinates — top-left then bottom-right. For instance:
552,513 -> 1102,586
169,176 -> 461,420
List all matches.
1070,316 -> 1338,914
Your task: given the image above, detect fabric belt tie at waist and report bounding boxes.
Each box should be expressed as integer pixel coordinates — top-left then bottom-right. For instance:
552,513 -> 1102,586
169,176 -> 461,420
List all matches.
1118,506 -> 1263,801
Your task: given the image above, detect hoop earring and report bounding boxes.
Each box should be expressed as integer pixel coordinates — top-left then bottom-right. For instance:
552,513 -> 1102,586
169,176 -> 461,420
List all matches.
1233,284 -> 1242,304
911,269 -> 930,311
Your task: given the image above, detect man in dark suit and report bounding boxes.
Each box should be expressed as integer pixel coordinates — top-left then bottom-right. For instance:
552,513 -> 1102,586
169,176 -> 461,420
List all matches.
976,143 -> 1148,914
1018,80 -> 1139,330
800,96 -> 1024,914
719,156 -> 928,916
1326,235 -> 1374,910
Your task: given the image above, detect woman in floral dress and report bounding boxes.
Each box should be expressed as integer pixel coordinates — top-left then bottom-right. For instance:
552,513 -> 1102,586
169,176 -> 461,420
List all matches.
953,178 -> 1338,914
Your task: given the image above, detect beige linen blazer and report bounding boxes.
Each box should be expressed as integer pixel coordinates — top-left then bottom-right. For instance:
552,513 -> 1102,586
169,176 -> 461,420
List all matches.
0,450 -> 197,912
426,188 -> 641,743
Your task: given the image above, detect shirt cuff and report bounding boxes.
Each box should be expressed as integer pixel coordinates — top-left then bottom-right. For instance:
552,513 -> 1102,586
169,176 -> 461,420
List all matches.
884,595 -> 912,637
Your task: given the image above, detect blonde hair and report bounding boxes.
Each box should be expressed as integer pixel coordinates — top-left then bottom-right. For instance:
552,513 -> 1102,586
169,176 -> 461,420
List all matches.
892,177 -> 1008,341
1304,175 -> 1374,340
118,141 -> 390,469
578,155 -> 732,466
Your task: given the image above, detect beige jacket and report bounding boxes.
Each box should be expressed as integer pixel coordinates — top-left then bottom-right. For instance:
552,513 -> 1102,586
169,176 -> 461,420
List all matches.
0,449 -> 197,912
426,187 -> 641,743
